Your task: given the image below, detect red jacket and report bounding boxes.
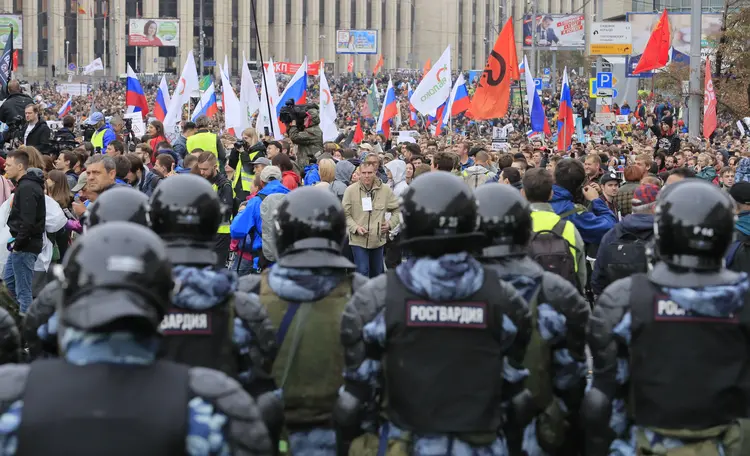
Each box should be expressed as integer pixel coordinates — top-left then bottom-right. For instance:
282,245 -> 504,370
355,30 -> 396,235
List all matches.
281,171 -> 301,190
149,135 -> 169,163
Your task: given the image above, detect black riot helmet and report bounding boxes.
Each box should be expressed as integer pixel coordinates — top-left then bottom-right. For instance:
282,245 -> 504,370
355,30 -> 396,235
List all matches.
400,171 -> 484,257
85,186 -> 150,230
655,179 -> 736,271
274,187 -> 355,269
474,183 -> 532,258
57,221 -> 173,331
149,174 -> 223,266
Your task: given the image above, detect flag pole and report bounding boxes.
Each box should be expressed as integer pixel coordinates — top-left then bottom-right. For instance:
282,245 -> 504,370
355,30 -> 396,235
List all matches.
250,0 -> 276,136
517,80 -> 526,131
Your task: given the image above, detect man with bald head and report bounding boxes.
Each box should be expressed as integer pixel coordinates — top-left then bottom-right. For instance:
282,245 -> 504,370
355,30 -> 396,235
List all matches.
0,80 -> 33,126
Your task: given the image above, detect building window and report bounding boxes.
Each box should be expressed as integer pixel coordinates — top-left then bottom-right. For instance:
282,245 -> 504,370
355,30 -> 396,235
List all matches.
37,0 -> 48,67
159,0 -> 178,72
286,0 -> 292,25
366,0 -> 372,28
231,0 -> 239,75
335,0 -> 340,27
381,0 -> 386,30
269,0 -> 274,24
321,0 -> 326,25
303,0 -> 307,26
396,3 -> 400,29
351,0 -> 356,27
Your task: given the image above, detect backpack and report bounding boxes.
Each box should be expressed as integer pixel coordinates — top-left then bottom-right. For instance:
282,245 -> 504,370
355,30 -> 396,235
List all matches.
604,230 -> 652,285
260,193 -> 286,263
528,218 -> 578,288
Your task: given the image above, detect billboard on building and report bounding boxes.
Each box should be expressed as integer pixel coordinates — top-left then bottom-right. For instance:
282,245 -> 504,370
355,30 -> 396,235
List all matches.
336,30 -> 378,54
523,15 -> 585,49
0,15 -> 22,50
627,12 -> 722,57
128,19 -> 180,47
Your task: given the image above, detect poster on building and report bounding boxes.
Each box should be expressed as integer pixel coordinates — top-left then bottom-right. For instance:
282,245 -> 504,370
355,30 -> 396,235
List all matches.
335,30 -> 378,54
627,12 -> 721,58
128,19 -> 180,47
523,14 -> 585,49
0,15 -> 22,50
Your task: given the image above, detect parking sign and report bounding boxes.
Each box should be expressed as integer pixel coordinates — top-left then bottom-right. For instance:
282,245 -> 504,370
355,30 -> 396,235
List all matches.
596,72 -> 613,89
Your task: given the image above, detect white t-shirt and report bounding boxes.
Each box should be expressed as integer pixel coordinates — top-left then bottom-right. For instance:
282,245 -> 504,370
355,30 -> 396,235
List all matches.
24,122 -> 36,145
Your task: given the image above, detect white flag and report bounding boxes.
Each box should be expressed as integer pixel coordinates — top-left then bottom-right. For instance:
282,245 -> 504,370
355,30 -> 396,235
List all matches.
256,59 -> 283,139
219,64 -> 243,136
223,55 -> 230,79
164,50 -> 199,128
318,63 -> 338,142
409,46 -> 451,116
240,54 -> 260,132
83,58 -> 104,75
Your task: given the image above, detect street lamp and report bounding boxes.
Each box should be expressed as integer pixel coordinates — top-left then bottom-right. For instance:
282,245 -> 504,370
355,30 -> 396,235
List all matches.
65,40 -> 69,66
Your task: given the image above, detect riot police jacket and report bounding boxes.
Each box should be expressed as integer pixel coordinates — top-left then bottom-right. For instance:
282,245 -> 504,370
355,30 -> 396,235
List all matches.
24,279 -> 62,360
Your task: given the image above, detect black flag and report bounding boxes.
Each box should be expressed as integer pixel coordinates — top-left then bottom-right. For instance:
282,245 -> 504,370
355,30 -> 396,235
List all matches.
0,28 -> 13,98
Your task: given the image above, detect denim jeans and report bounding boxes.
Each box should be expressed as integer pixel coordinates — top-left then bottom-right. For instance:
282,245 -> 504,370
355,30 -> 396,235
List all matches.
3,251 -> 38,314
351,246 -> 385,278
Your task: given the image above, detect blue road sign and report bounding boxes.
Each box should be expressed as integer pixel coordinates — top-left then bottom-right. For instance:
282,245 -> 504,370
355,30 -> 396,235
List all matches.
533,78 -> 543,91
67,63 -> 76,72
543,68 -> 550,75
204,60 -> 216,67
597,72 -> 613,89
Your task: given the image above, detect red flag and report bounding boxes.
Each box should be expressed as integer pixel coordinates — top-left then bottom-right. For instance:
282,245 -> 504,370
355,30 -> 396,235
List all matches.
12,51 -> 17,70
372,55 -> 384,75
347,57 -> 354,73
467,17 -> 518,120
703,58 -> 717,139
353,119 -> 364,144
421,59 -> 431,81
633,9 -> 671,74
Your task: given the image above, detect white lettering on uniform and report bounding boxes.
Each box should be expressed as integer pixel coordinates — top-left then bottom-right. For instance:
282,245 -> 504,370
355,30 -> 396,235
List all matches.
657,300 -> 686,316
407,302 -> 487,327
160,311 -> 211,332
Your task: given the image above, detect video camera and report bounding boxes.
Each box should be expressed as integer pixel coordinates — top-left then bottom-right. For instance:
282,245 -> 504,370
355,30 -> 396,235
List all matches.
279,99 -> 317,130
50,136 -> 80,155
80,124 -> 96,142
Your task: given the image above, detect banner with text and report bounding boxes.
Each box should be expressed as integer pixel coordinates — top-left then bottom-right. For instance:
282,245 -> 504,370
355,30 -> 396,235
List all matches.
335,30 -> 378,54
263,60 -> 324,76
0,15 -> 22,50
523,14 -> 585,49
128,19 -> 180,47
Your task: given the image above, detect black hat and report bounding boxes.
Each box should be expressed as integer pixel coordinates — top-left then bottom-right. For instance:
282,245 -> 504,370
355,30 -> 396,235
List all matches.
59,222 -> 173,330
274,187 -> 355,269
149,174 -> 223,266
730,182 -> 750,205
600,172 -> 620,186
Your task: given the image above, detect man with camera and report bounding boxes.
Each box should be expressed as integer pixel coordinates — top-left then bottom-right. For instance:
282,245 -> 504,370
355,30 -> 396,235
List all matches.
85,112 -> 117,153
0,81 -> 33,127
280,99 -> 323,168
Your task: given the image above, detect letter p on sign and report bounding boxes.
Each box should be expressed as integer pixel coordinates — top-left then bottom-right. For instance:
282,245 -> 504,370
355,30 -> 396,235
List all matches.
597,72 -> 613,89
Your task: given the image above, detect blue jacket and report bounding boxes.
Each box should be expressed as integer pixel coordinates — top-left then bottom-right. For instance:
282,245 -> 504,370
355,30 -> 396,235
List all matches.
592,213 -> 654,295
97,124 -> 117,151
303,164 -> 320,186
549,185 -> 617,245
230,180 -> 290,267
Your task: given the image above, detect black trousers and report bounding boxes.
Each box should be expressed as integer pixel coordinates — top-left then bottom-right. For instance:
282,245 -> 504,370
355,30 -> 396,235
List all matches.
215,234 -> 231,269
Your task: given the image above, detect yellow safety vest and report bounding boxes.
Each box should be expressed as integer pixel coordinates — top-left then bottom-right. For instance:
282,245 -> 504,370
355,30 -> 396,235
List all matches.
187,131 -> 219,156
233,150 -> 259,193
530,210 -> 579,273
212,182 -> 233,234
91,129 -> 105,150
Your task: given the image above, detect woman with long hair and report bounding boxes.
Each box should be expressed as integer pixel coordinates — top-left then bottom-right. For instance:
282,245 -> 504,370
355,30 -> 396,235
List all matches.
46,170 -> 72,262
147,120 -> 169,162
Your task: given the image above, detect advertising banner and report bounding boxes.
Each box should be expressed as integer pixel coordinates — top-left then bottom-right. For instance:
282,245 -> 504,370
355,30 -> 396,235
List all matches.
0,15 -> 22,50
128,19 -> 180,47
263,60 -> 325,76
336,30 -> 378,54
523,15 -> 585,49
627,12 -> 721,57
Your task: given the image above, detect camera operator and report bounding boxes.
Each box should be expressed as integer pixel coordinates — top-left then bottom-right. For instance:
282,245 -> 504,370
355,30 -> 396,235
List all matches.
228,127 -> 266,202
21,104 -> 51,155
280,99 -> 323,168
55,115 -> 77,142
0,81 -> 33,126
85,111 -> 116,153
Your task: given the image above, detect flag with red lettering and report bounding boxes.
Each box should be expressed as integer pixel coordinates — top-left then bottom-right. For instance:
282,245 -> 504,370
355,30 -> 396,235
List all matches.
703,58 -> 717,139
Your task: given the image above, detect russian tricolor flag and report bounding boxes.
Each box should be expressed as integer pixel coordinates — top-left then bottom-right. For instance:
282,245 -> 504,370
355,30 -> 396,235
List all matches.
153,75 -> 171,122
437,74 -> 470,135
125,64 -> 149,118
191,82 -> 219,121
431,102 -> 448,135
376,77 -> 397,139
557,67 -> 575,151
276,57 -> 308,119
523,55 -> 547,135
408,83 -> 417,127
57,95 -> 72,119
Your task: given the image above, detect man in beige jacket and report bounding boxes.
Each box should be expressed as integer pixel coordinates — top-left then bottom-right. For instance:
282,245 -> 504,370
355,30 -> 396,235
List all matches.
342,160 -> 401,277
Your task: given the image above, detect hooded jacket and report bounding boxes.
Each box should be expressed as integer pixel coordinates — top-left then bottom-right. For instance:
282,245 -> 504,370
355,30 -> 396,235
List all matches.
384,159 -> 408,197
8,168 -> 46,254
696,165 -> 718,183
331,160 -> 355,201
281,170 -> 301,191
229,179 -> 290,267
288,109 -> 324,164
549,185 -> 617,246
591,213 -> 654,295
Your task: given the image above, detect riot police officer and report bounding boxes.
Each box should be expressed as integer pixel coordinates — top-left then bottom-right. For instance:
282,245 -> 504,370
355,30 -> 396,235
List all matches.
583,179 -> 750,455
239,187 -> 365,455
24,186 -> 152,360
0,222 -> 272,454
149,174 -> 283,446
475,183 -> 590,455
334,171 -> 532,455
